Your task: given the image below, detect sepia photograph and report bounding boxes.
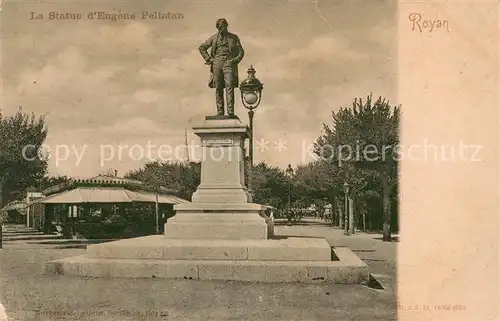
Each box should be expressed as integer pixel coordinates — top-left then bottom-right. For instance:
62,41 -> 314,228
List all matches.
2,0 -> 405,320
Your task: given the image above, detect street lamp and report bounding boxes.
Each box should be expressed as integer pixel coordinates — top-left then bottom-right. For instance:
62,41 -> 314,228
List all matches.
343,181 -> 350,236
240,65 -> 263,192
285,164 -> 294,226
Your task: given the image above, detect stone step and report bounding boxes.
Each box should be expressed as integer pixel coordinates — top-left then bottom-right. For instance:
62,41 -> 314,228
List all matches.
85,235 -> 332,261
44,252 -> 369,284
2,230 -> 44,235
2,230 -> 40,234
3,234 -> 61,241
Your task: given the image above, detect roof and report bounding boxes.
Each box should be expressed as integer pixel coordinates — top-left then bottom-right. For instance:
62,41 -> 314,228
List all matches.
87,174 -> 143,185
35,187 -> 190,205
42,174 -> 180,196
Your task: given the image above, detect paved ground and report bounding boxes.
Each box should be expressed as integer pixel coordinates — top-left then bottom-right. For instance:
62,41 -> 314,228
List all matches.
0,221 -> 397,321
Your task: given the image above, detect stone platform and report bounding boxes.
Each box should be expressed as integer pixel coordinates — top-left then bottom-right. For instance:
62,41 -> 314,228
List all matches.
44,235 -> 369,284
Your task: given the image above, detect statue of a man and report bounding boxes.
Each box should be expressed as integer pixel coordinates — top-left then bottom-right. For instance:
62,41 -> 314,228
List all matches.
199,18 -> 244,117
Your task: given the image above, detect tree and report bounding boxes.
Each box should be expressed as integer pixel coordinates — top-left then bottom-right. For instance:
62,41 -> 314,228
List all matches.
0,108 -> 48,206
250,162 -> 289,209
348,94 -> 399,241
314,93 -> 400,241
25,174 -> 71,193
126,160 -> 202,233
293,162 -> 327,204
139,163 -> 163,234
125,160 -> 201,201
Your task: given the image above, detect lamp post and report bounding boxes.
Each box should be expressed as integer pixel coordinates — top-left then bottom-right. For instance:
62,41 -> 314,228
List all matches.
343,181 -> 350,236
285,164 -> 293,226
239,65 -> 263,192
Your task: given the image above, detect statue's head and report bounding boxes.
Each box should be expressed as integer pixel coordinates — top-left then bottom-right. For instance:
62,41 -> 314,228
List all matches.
216,18 -> 228,33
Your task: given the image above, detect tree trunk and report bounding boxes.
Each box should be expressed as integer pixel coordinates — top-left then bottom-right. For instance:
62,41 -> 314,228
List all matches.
381,174 -> 392,242
0,179 -> 4,208
155,193 -> 159,235
331,196 -> 337,227
338,204 -> 343,228
44,204 -> 53,234
0,176 -> 4,248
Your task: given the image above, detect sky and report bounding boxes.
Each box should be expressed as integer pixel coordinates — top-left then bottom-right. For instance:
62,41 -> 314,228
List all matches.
2,0 -> 397,178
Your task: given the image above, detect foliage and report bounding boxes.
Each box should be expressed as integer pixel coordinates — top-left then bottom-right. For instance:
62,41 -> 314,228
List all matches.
0,108 -> 48,205
311,93 -> 400,240
250,162 -> 289,209
125,160 -> 201,200
26,175 -> 71,193
293,161 -> 343,203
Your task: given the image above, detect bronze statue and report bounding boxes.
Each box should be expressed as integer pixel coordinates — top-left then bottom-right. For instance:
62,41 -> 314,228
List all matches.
199,18 -> 244,117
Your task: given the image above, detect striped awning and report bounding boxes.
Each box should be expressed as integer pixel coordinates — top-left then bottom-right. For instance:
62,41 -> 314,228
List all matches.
35,187 -> 189,205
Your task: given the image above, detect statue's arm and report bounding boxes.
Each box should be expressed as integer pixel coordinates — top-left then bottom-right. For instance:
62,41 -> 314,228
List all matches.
199,36 -> 213,63
233,36 -> 244,64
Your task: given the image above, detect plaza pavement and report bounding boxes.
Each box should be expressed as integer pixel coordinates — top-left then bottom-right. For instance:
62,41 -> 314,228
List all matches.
0,220 -> 397,321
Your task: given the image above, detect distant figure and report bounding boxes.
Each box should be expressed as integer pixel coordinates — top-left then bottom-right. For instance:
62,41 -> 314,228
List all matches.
269,209 -> 274,221
199,18 -> 245,116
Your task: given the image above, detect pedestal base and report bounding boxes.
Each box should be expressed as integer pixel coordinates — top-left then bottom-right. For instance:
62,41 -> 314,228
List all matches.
44,235 -> 369,284
205,115 -> 240,121
166,203 -> 273,240
191,186 -> 252,203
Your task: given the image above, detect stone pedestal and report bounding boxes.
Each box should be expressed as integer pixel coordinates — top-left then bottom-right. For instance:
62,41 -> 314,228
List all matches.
165,117 -> 273,240
190,118 -> 251,203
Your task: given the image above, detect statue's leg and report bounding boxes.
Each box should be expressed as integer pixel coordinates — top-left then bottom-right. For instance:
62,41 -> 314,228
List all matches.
223,64 -> 235,115
226,87 -> 234,115
213,60 -> 225,115
215,88 -> 224,115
